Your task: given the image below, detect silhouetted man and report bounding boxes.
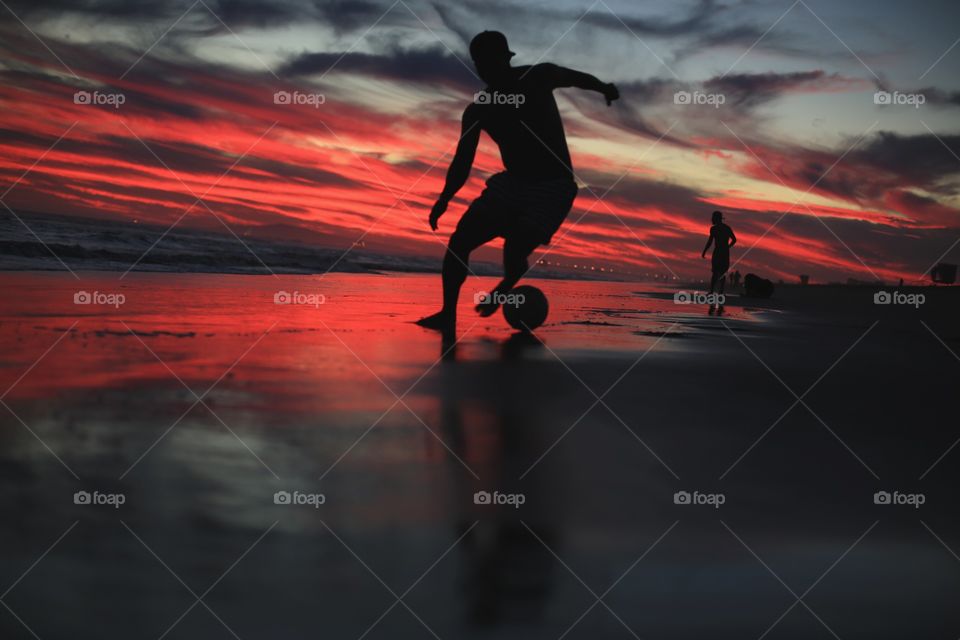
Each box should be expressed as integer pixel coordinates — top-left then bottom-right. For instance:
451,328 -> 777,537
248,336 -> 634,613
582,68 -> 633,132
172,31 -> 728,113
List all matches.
701,210 -> 736,308
417,31 -> 619,332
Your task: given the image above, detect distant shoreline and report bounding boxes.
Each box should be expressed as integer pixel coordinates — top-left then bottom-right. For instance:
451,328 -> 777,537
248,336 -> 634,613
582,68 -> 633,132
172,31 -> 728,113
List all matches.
2,210 -> 954,287
0,210 -> 632,283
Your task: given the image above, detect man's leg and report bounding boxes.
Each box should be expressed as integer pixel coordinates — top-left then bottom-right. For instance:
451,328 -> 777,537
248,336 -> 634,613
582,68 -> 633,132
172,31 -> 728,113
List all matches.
709,270 -> 725,295
476,232 -> 539,317
440,230 -> 485,314
716,270 -> 726,314
417,205 -> 499,330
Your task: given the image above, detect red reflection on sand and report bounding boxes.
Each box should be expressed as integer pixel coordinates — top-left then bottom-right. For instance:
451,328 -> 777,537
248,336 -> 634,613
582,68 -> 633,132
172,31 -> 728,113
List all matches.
0,272 -> 716,404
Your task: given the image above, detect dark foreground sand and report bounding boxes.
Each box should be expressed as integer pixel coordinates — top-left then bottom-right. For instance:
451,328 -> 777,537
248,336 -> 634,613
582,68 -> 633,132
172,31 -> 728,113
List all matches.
1,272 -> 958,639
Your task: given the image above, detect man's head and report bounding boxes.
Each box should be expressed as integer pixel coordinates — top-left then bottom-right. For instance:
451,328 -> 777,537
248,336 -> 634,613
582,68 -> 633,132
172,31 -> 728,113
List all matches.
470,31 -> 514,84
712,210 -> 723,224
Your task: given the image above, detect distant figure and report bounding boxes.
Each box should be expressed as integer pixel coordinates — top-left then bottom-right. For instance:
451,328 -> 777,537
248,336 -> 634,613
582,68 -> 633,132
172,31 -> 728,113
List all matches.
417,31 -> 619,332
731,270 -> 741,288
701,210 -> 736,303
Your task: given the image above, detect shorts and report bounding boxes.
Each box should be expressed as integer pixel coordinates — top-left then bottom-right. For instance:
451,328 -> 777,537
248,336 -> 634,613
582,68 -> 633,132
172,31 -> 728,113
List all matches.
455,171 -> 578,246
712,253 -> 729,275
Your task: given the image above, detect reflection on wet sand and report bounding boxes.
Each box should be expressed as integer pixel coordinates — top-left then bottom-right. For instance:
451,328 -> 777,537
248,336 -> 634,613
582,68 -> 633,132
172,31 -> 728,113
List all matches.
439,332 -> 558,628
2,272 -> 959,639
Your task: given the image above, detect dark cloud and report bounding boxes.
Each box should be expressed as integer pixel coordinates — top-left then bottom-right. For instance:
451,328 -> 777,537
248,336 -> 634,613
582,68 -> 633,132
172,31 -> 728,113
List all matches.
706,70 -> 857,109
725,129 -> 960,227
435,0 -> 749,43
3,0 -> 299,25
851,132 -> 960,191
238,156 -> 363,188
429,0 -> 825,75
920,88 -> 960,108
575,169 -> 706,214
280,45 -> 478,90
579,0 -> 723,37
3,0 -> 180,19
313,0 -> 389,33
561,70 -> 857,148
93,134 -> 365,192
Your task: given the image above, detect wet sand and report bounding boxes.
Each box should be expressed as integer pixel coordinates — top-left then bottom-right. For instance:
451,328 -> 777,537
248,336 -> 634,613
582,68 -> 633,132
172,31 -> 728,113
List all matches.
1,271 -> 958,639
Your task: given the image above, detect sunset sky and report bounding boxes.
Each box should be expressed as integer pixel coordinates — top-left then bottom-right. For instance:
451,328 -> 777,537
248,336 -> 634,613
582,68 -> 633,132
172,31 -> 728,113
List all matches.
2,0 -> 959,282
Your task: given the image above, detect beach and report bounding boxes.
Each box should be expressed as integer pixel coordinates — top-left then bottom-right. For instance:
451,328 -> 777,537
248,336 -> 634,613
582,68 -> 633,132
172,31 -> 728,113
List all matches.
1,271 -> 958,639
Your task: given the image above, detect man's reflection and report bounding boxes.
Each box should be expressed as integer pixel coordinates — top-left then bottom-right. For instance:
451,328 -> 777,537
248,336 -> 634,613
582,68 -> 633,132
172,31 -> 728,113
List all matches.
437,331 -> 561,627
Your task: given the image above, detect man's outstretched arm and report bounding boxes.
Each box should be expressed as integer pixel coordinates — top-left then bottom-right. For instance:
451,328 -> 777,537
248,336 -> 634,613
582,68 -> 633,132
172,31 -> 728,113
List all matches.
543,63 -> 619,105
429,107 -> 481,230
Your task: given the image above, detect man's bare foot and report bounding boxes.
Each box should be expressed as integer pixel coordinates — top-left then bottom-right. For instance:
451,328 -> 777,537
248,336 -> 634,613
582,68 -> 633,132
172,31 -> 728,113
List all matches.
475,300 -> 500,317
416,311 -> 455,332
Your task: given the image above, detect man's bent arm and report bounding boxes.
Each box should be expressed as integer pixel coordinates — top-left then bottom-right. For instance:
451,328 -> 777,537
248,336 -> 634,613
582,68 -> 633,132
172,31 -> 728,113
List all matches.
428,107 -> 480,230
439,108 -> 481,202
